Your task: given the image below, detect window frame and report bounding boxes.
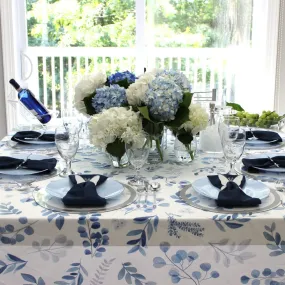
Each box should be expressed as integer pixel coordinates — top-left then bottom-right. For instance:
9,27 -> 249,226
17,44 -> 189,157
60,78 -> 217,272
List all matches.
0,0 -> 284,132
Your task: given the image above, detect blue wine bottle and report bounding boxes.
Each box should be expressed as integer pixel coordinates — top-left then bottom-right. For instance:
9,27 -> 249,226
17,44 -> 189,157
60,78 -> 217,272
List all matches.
9,79 -> 51,124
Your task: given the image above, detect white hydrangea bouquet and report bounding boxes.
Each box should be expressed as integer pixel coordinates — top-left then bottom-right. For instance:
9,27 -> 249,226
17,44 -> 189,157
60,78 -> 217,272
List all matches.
89,107 -> 145,164
74,69 -> 208,163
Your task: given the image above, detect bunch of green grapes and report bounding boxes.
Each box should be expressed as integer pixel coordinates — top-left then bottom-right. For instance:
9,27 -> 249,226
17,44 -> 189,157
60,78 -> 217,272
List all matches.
235,111 -> 259,127
256,111 -> 281,128
235,110 -> 282,128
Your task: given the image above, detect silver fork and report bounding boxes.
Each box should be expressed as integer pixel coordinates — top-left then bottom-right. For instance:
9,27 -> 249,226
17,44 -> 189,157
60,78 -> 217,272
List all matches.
267,156 -> 280,168
16,153 -> 32,169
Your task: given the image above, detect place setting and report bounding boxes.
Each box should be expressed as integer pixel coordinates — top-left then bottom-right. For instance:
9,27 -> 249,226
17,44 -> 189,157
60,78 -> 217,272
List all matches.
33,124 -> 138,213
181,118 -> 282,214
244,128 -> 285,150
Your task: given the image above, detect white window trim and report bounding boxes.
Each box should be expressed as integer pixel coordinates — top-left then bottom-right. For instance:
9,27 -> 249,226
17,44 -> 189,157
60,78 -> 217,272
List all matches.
275,0 -> 285,114
0,0 -> 27,133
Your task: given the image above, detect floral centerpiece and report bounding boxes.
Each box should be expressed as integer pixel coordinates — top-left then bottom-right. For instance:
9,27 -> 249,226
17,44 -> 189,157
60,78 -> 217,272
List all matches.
126,69 -> 208,160
74,69 -> 208,164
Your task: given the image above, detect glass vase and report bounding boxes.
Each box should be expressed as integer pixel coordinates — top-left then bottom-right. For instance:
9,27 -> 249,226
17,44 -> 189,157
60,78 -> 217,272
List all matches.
174,135 -> 197,163
108,152 -> 129,168
148,133 -> 164,164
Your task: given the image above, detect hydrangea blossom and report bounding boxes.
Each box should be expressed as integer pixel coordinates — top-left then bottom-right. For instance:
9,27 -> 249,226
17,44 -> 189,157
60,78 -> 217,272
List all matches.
156,69 -> 191,90
108,71 -> 136,85
74,72 -> 106,113
89,107 -> 145,149
180,103 -> 209,135
126,72 -> 156,106
145,77 -> 183,121
92,85 -> 127,113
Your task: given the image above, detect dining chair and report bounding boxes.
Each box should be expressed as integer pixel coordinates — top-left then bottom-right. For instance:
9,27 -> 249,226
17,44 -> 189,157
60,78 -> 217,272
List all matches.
192,88 -> 217,103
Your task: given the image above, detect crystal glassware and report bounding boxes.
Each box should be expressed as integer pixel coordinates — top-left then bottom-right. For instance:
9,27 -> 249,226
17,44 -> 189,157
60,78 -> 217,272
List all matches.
126,136 -> 150,190
62,108 -> 83,133
218,115 -> 240,140
221,127 -> 246,175
55,126 -> 79,177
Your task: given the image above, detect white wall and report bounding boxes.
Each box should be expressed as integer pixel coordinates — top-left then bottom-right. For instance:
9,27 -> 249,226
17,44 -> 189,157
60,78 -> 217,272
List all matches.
0,16 -> 7,138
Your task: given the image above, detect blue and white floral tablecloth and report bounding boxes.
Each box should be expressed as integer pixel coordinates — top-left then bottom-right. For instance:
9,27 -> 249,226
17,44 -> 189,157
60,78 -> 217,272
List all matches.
1,141 -> 285,285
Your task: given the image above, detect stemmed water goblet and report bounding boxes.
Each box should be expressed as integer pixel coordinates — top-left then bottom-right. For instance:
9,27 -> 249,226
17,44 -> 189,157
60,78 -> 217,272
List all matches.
126,135 -> 151,191
220,127 -> 246,175
62,108 -> 83,132
218,115 -> 240,138
55,126 -> 79,177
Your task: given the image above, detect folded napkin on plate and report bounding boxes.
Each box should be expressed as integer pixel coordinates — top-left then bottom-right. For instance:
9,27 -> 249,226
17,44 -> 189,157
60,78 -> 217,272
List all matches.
62,174 -> 107,207
242,156 -> 285,173
0,156 -> 57,172
246,130 -> 282,142
207,174 -> 261,208
12,131 -> 55,143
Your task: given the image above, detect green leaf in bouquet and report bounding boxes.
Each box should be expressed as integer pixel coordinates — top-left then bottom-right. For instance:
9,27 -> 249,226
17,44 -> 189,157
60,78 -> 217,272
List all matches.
177,131 -> 193,145
83,93 -> 96,115
181,92 -> 193,108
138,106 -> 152,121
114,78 -> 131,89
165,106 -> 189,128
142,119 -> 164,137
226,102 -> 245,112
106,138 -> 126,160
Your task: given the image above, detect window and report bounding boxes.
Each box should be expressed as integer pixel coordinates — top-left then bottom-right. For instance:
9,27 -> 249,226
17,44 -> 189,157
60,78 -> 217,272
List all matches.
0,0 -> 282,131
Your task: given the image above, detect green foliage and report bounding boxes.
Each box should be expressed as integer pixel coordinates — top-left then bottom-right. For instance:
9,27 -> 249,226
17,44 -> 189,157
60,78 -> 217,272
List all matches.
142,119 -> 164,137
26,0 -> 136,47
83,93 -> 96,115
165,92 -> 192,128
177,129 -> 194,145
226,102 -> 245,112
181,92 -> 193,108
138,106 -> 151,122
107,78 -> 132,89
106,138 -> 126,160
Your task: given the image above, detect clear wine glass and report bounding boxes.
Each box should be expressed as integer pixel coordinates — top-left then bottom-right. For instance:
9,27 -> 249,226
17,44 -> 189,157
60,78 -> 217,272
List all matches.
55,126 -> 79,177
62,108 -> 83,133
126,136 -> 150,191
221,128 -> 246,175
218,115 -> 240,138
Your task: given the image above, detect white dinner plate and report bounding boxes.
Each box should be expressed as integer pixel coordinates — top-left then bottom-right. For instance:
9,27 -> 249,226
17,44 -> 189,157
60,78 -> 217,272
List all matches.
243,152 -> 285,173
45,177 -> 124,200
0,153 -> 53,175
13,131 -> 55,145
246,139 -> 278,145
192,177 -> 270,200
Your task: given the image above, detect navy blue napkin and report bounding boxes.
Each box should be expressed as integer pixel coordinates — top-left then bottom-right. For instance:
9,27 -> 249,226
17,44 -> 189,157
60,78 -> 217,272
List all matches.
242,156 -> 285,173
207,174 -> 261,208
246,130 -> 282,142
62,174 -> 107,207
0,156 -> 57,172
12,131 -> 55,143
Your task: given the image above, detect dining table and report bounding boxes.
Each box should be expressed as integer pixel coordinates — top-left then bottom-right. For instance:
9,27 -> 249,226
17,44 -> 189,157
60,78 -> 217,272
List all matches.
0,133 -> 285,285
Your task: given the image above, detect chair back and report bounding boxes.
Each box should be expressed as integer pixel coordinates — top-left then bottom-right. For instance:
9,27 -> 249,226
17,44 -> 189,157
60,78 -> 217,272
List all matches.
192,88 -> 217,103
